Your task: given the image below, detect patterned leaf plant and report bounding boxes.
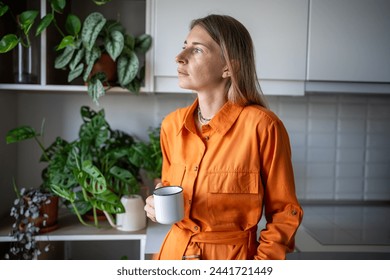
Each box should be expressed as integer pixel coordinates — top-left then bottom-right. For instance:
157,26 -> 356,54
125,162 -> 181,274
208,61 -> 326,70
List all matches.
54,12 -> 152,105
6,106 -> 143,228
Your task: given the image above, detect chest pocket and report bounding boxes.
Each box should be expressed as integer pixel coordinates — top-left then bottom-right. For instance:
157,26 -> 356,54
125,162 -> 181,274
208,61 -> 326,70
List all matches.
167,163 -> 186,186
206,172 -> 262,227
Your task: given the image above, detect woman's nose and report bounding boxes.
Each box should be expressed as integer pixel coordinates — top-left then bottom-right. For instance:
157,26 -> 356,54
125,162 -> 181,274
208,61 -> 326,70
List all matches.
175,49 -> 187,64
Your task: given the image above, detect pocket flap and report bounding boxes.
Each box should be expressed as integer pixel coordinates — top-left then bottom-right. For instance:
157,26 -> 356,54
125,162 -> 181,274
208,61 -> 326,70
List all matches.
208,172 -> 259,194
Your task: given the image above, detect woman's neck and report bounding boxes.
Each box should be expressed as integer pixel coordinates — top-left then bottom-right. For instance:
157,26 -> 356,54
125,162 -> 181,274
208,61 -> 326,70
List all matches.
197,92 -> 226,120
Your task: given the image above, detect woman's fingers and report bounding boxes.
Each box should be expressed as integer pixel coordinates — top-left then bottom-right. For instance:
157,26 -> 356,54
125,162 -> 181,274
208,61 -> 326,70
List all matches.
144,183 -> 163,222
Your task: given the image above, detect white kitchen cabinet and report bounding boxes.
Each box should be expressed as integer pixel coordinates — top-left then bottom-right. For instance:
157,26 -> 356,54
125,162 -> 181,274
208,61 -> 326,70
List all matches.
307,0 -> 390,84
148,0 -> 309,95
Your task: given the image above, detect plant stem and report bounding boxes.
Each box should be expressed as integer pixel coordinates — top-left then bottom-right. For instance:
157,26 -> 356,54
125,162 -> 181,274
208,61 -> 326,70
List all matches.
52,16 -> 66,38
92,206 -> 99,227
70,201 -> 91,227
12,178 -> 21,199
33,134 -> 50,162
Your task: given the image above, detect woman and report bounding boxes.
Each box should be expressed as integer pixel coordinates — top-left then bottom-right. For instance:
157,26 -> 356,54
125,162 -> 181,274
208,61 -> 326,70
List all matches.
145,14 -> 303,260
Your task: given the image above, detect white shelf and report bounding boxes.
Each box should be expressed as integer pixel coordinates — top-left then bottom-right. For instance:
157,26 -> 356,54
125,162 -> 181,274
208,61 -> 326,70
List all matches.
0,84 -> 151,93
0,214 -> 147,260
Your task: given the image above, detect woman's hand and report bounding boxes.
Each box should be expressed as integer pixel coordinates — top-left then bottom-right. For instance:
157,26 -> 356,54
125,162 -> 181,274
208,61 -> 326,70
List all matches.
144,182 -> 163,222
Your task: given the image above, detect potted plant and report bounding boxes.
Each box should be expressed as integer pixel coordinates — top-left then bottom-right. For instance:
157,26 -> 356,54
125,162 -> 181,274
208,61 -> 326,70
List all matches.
54,11 -> 152,104
52,106 -> 144,228
4,182 -> 57,260
6,106 -> 145,228
6,122 -> 61,233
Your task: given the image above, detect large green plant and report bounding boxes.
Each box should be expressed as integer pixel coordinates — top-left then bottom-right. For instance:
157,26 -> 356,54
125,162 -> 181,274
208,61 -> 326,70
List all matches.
6,106 -> 142,227
54,12 -> 152,104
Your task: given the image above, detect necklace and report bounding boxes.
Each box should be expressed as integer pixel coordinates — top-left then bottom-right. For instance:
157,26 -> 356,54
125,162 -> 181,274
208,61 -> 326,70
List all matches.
197,106 -> 213,125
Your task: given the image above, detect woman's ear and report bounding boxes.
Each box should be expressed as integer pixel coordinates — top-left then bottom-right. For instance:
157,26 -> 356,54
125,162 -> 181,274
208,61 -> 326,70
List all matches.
222,59 -> 239,79
222,66 -> 231,78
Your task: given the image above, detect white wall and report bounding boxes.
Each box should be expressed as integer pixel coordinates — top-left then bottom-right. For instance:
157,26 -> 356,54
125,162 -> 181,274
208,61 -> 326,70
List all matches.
8,91 -> 390,202
0,93 -> 17,219
1,90 -> 390,259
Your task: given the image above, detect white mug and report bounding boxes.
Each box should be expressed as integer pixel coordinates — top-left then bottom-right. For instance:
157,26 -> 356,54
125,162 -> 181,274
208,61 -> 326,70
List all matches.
153,186 -> 184,224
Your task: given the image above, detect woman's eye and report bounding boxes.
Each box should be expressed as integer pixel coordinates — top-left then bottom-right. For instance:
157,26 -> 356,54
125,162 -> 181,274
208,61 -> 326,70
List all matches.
193,48 -> 203,53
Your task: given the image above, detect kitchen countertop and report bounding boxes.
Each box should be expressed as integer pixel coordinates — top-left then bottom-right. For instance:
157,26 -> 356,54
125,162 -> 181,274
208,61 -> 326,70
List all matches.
145,204 -> 390,260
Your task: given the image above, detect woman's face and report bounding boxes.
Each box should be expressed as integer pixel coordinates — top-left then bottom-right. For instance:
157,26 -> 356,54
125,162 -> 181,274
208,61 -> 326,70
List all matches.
176,25 -> 228,93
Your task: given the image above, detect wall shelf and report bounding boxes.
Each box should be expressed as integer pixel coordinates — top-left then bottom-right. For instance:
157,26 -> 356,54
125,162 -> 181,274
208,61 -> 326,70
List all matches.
0,213 -> 147,260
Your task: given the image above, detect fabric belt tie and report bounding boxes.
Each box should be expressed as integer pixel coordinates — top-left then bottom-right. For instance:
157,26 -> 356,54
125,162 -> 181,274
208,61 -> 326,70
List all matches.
157,223 -> 258,260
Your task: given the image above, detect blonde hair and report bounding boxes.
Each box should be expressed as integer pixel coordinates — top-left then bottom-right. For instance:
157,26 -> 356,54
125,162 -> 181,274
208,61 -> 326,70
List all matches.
191,14 -> 268,108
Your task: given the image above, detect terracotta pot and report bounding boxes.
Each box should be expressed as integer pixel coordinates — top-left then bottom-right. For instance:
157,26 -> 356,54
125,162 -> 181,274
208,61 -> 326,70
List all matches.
23,195 -> 59,234
84,208 -> 107,221
90,53 -> 117,83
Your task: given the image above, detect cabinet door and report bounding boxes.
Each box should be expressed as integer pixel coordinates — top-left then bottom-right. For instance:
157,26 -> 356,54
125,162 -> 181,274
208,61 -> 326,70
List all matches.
150,0 -> 308,95
307,0 -> 390,83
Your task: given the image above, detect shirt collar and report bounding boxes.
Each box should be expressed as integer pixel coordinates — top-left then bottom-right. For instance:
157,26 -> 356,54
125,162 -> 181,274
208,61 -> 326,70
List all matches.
182,98 -> 244,137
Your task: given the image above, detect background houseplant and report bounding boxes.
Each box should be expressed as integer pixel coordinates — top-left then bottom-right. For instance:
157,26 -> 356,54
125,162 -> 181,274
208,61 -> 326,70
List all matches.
6,106 -> 143,228
4,185 -> 54,260
54,11 -> 152,104
49,106 -> 143,227
6,122 -> 60,230
4,121 -> 60,260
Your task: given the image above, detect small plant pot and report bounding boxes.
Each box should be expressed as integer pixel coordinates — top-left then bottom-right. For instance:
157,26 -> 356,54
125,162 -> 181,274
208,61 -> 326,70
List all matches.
22,194 -> 59,234
84,208 -> 107,221
90,53 -> 117,84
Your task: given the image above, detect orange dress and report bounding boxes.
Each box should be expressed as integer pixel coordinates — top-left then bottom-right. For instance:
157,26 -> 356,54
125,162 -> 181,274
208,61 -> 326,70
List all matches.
157,99 -> 303,260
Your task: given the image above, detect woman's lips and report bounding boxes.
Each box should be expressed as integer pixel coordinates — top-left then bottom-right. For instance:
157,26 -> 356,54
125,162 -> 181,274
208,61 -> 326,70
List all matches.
177,69 -> 189,76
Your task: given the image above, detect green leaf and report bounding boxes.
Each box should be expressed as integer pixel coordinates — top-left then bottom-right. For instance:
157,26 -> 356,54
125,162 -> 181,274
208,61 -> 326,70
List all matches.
81,12 -> 106,51
105,20 -> 125,34
79,111 -> 110,147
51,184 -> 76,202
56,35 -> 75,51
105,30 -> 124,61
6,126 -> 38,144
123,34 -> 135,53
55,45 -> 75,68
110,166 -> 138,187
19,10 -> 39,35
80,105 -> 99,123
0,3 -> 9,17
51,0 -> 66,13
36,14 -> 54,36
117,52 -> 139,87
0,34 -> 19,53
69,48 -> 85,70
83,47 -> 101,81
88,78 -> 105,105
125,77 -> 141,93
68,63 -> 84,82
135,34 -> 152,54
79,160 -> 107,194
65,14 -> 81,36
90,191 -> 124,214
92,0 -> 113,6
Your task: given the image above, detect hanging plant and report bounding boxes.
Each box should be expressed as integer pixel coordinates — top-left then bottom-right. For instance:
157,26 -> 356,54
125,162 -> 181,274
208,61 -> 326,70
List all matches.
5,186 -> 56,260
